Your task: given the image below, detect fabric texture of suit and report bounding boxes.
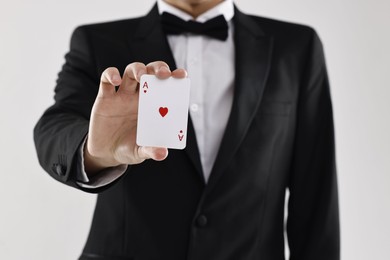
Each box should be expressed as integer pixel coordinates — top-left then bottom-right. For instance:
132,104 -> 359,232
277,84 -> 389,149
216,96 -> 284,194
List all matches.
34,4 -> 340,260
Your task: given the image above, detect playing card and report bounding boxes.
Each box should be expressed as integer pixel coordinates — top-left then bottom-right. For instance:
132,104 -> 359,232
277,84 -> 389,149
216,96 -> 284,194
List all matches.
136,75 -> 191,149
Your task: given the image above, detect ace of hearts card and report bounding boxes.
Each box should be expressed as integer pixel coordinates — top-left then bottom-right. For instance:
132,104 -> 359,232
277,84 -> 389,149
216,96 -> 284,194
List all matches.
136,74 -> 191,149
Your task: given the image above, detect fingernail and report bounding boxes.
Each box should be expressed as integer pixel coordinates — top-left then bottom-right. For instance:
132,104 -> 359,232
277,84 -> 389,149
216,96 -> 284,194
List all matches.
112,75 -> 121,82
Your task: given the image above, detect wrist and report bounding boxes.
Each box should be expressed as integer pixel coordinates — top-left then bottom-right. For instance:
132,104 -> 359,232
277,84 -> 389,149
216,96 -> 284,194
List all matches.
83,142 -> 120,176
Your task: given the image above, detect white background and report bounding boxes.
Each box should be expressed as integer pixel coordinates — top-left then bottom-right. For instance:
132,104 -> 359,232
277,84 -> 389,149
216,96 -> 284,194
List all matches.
0,0 -> 389,259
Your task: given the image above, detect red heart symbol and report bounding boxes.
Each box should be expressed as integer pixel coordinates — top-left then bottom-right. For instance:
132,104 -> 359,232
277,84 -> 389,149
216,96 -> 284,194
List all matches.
159,107 -> 168,117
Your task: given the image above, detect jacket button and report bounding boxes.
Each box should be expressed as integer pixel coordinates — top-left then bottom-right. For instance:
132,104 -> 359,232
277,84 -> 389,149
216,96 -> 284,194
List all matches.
196,215 -> 208,227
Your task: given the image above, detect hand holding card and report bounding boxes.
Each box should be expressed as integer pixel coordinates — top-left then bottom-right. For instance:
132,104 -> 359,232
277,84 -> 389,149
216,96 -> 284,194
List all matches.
137,75 -> 190,149
84,61 -> 187,175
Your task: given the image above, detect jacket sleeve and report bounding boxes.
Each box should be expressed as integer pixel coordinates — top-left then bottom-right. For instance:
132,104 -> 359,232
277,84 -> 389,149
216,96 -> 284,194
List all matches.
33,26 -> 122,193
287,30 -> 340,260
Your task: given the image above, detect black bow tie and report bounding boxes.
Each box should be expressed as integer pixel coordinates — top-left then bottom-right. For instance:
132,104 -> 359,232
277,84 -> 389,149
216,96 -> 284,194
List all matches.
161,12 -> 229,41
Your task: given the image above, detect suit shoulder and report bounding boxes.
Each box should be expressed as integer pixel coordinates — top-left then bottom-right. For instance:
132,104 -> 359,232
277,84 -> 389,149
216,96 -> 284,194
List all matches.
73,17 -> 143,38
243,14 -> 323,56
248,15 -> 319,43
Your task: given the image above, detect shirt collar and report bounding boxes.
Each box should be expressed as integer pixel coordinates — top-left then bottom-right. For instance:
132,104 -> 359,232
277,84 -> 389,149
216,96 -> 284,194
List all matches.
157,0 -> 234,23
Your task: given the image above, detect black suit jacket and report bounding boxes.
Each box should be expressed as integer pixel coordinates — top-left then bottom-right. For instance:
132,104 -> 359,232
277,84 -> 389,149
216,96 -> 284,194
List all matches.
34,4 -> 339,260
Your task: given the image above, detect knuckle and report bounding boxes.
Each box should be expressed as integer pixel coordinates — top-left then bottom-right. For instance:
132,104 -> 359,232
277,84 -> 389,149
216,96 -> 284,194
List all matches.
147,61 -> 169,69
126,62 -> 145,71
124,64 -> 133,73
106,67 -> 117,74
125,62 -> 146,77
101,67 -> 117,80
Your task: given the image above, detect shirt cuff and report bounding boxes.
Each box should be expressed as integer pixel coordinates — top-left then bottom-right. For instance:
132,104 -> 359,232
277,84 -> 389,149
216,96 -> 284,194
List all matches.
75,136 -> 128,188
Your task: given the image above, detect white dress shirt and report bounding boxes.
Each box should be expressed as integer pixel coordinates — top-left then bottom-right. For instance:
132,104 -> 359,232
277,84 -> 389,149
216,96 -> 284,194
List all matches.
157,0 -> 235,181
77,0 -> 235,187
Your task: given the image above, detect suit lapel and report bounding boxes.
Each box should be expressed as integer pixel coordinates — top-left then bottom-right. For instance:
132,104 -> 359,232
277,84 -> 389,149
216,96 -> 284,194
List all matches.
130,5 -> 204,181
207,8 -> 274,188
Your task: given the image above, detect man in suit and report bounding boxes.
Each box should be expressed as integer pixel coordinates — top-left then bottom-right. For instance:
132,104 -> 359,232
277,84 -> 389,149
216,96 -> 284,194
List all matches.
34,0 -> 340,259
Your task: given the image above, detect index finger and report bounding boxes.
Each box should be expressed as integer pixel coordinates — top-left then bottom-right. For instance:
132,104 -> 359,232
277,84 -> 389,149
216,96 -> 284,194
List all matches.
119,62 -> 147,94
98,67 -> 122,97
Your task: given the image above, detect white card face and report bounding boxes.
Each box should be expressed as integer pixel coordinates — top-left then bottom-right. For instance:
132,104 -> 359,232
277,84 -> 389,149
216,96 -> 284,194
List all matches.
136,75 -> 191,149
